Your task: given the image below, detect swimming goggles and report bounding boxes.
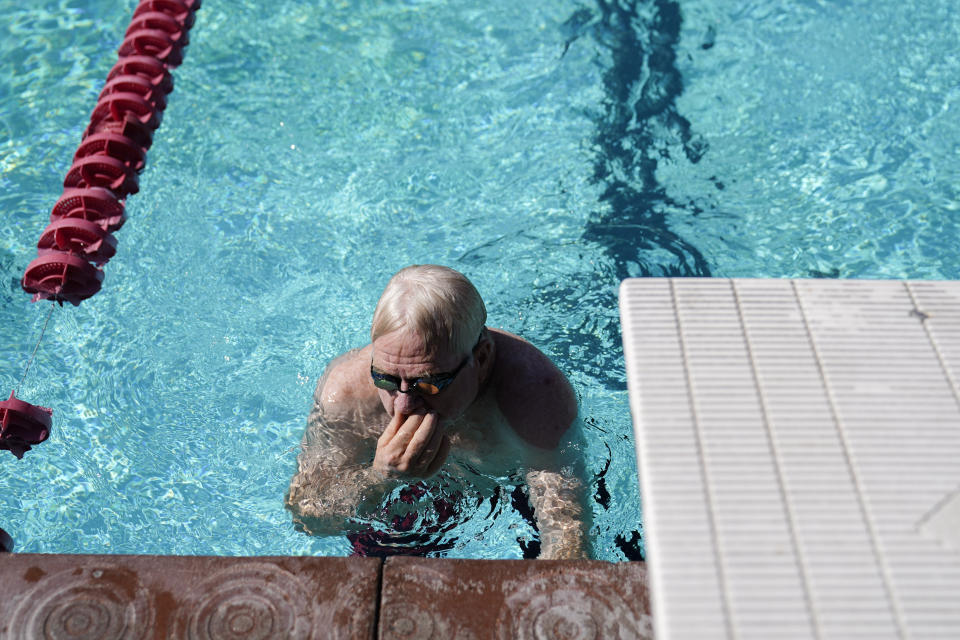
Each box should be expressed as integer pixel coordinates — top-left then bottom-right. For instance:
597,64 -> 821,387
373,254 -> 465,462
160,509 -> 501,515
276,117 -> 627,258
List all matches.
370,333 -> 482,396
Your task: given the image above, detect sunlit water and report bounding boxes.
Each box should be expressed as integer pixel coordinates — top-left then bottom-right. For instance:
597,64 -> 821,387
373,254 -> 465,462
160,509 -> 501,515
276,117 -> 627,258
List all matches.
1,0 -> 957,559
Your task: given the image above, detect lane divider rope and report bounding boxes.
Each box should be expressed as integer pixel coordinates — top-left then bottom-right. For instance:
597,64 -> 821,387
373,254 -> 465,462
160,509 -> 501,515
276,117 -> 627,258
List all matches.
1,0 -> 202,461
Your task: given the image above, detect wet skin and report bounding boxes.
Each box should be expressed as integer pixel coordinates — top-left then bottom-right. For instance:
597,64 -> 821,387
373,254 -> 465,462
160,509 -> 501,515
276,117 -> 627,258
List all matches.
286,327 -> 590,559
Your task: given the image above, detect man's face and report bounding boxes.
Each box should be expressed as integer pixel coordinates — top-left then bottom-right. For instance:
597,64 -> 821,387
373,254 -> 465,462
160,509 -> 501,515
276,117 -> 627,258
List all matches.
370,328 -> 478,422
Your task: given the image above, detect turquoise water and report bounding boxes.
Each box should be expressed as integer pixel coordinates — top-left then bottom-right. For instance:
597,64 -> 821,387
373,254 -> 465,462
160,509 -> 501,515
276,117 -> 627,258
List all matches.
1,0 -> 958,559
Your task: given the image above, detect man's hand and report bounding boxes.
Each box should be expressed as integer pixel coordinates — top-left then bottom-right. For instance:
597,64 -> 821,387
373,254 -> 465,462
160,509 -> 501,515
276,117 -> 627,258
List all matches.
373,411 -> 450,478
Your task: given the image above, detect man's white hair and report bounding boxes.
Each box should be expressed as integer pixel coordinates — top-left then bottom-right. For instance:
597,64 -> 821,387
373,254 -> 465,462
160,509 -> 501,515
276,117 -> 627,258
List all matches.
371,265 -> 486,356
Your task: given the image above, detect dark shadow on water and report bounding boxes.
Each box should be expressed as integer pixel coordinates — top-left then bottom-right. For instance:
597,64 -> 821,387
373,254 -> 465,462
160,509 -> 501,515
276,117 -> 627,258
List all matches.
535,0 -> 708,563
582,0 -> 711,280
458,2 -> 710,562
1,248 -> 21,307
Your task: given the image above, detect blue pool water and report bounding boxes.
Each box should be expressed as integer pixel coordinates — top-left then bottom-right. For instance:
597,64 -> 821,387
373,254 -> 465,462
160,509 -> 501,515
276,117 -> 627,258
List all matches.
1,0 -> 958,559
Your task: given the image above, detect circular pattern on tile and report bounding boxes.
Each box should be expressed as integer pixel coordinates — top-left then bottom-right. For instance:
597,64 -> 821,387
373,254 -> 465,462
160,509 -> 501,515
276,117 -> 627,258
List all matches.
533,605 -> 599,639
381,604 -> 440,638
380,565 -> 456,639
497,573 -> 651,640
9,566 -> 152,640
182,563 -> 312,640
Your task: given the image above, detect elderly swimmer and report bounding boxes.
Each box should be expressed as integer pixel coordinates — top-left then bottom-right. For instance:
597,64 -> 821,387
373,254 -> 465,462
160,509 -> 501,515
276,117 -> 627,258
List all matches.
285,264 -> 590,558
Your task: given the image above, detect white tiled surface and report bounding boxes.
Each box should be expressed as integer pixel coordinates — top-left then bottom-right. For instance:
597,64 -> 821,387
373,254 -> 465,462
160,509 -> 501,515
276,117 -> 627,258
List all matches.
620,279 -> 960,640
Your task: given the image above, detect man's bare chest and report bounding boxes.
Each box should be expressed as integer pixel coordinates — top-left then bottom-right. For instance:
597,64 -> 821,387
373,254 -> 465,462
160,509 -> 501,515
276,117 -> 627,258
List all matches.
444,395 -> 531,476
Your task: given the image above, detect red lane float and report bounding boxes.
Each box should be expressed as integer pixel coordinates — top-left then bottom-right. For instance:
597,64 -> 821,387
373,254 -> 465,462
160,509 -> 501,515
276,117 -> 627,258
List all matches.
99,74 -> 169,111
38,218 -> 118,266
118,28 -> 185,67
126,11 -> 190,48
13,0 -> 200,456
22,252 -> 104,306
22,0 -> 199,306
51,187 -> 127,232
106,55 -> 173,96
0,391 -> 53,459
135,0 -> 199,29
63,155 -> 140,196
84,112 -> 155,151
74,132 -> 147,172
89,91 -> 163,132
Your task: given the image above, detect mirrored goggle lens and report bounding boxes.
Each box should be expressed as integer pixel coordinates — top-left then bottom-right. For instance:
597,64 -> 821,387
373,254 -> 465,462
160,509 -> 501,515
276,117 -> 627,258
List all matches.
414,381 -> 441,395
372,375 -> 399,391
371,374 -> 444,395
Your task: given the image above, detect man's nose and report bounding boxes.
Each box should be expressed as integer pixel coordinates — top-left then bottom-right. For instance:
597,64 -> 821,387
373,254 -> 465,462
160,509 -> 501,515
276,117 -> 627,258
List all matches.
393,387 -> 424,414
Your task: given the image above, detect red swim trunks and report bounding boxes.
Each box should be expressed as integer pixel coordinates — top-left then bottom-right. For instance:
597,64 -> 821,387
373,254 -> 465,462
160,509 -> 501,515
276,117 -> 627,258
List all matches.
347,483 -> 461,558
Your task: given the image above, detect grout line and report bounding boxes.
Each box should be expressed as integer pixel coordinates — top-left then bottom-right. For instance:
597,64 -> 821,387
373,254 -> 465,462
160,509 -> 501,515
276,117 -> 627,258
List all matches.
903,281 -> 960,414
668,278 -> 737,640
902,281 -> 960,531
790,280 -> 908,640
915,484 -> 960,530
729,280 -> 821,640
372,558 -> 385,640
620,281 -> 667,637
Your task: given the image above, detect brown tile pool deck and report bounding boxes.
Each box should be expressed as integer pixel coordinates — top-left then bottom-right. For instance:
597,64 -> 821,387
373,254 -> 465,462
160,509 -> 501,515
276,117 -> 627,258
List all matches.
0,554 -> 650,639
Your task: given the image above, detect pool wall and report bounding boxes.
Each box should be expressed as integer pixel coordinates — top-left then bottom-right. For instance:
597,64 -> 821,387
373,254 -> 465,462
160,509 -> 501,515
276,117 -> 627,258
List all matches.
0,553 -> 651,638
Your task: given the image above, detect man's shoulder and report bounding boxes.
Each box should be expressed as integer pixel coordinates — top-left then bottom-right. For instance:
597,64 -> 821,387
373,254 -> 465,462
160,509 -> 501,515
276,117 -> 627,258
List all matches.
489,330 -> 577,450
313,344 -> 379,418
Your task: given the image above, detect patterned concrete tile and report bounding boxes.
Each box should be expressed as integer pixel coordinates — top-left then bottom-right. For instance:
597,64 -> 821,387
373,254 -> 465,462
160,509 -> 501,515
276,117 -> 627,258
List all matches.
0,554 -> 380,639
379,557 -> 651,640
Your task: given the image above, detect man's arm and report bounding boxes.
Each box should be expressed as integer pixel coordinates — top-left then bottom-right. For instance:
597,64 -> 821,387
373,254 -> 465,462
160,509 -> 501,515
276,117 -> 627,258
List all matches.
284,355 -> 391,535
285,351 -> 452,535
494,332 -> 591,559
285,442 -> 386,536
525,464 -> 592,559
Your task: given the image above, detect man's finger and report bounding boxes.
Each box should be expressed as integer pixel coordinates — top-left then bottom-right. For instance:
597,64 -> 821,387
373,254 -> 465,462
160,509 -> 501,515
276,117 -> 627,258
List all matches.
424,435 -> 451,476
402,412 -> 440,459
377,411 -> 407,444
413,420 -> 445,469
390,412 -> 428,449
